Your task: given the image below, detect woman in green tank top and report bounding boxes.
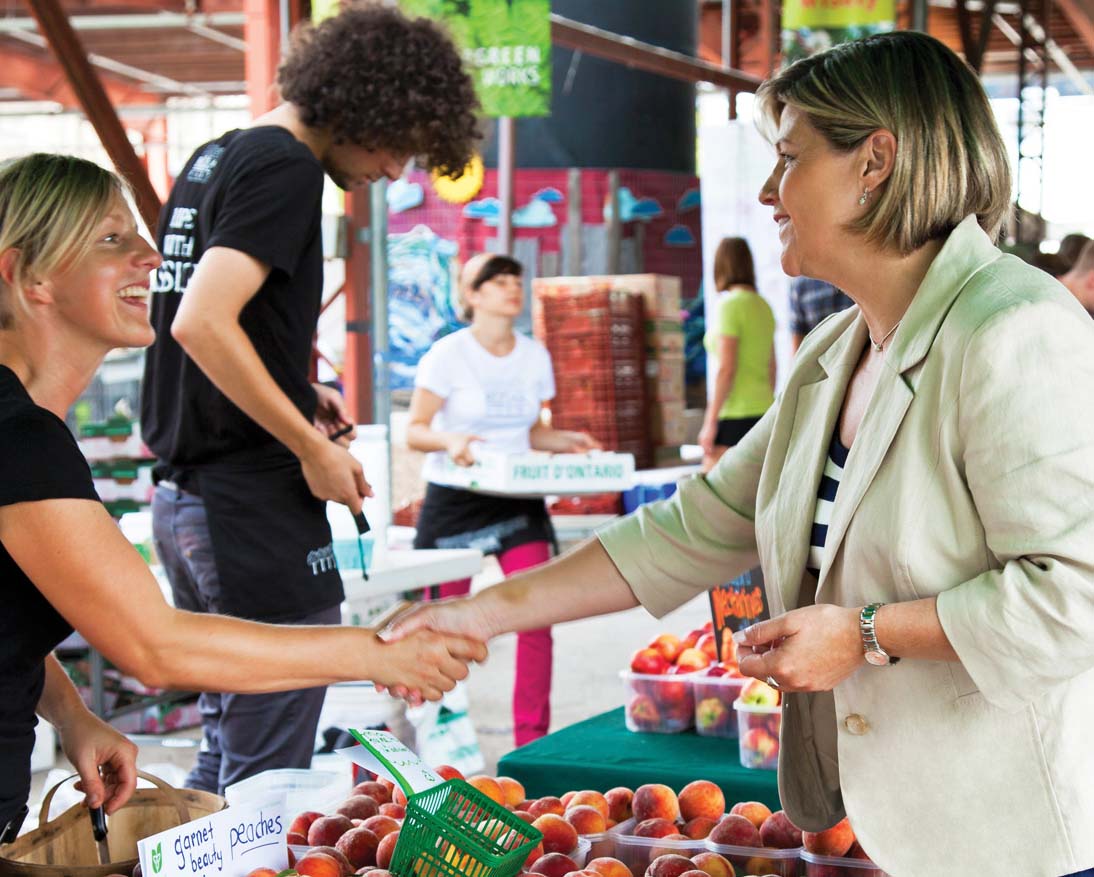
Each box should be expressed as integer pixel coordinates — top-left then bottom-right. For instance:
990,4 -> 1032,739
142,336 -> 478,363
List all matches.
700,237 -> 776,471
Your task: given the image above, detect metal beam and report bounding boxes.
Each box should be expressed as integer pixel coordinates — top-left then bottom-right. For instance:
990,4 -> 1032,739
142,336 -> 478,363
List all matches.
25,0 -> 161,232
2,28 -> 212,97
549,14 -> 762,92
0,13 -> 246,32
1,47 -> 160,108
953,0 -> 997,71
244,0 -> 280,117
1053,0 -> 1094,56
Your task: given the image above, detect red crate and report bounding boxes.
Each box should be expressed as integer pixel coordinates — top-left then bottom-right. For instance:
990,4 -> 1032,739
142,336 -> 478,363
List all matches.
548,493 -> 623,516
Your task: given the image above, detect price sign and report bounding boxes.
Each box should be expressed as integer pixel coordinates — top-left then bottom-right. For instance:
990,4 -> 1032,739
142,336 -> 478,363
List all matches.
338,729 -> 444,799
708,566 -> 769,662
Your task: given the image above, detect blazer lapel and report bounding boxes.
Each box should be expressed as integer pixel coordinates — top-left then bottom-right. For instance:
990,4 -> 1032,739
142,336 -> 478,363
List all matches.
816,215 -> 1003,593
772,319 -> 863,614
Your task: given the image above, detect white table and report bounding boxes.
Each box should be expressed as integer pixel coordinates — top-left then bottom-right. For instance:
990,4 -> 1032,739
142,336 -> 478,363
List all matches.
340,547 -> 483,600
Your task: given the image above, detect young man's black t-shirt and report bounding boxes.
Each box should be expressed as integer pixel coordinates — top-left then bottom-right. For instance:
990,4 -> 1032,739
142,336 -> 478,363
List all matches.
140,126 -> 326,477
0,366 -> 99,826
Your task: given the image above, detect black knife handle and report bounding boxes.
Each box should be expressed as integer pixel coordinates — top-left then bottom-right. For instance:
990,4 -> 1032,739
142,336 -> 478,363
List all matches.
353,510 -> 371,535
90,806 -> 107,842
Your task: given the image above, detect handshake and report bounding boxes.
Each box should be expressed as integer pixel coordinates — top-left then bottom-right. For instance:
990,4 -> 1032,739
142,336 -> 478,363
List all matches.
366,595 -> 498,706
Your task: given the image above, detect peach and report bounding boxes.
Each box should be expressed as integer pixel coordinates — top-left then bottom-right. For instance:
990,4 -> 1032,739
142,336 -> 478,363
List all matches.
677,871 -> 713,877
681,817 -> 717,840
650,633 -> 684,663
245,870 -> 278,877
565,804 -> 608,835
335,827 -> 380,869
586,857 -> 631,877
523,841 -> 546,870
708,814 -> 761,848
632,784 -> 680,823
650,836 -> 692,860
286,850 -> 296,869
689,851 -> 735,877
802,817 -> 855,857
679,781 -> 725,822
376,832 -> 399,870
392,786 -> 408,808
360,815 -> 400,840
434,764 -> 465,782
674,648 -> 711,672
528,852 -> 580,877
310,846 -> 354,876
758,811 -> 802,849
367,872 -> 393,877
466,775 -> 505,805
308,815 -> 355,848
287,831 -> 308,846
497,776 -> 526,807
695,633 -> 719,663
353,870 -> 373,876
295,853 -> 344,877
561,790 -> 577,809
353,781 -> 392,804
337,796 -> 380,821
743,855 -> 780,875
645,854 -> 697,877
563,871 -> 599,877
378,803 -> 405,819
848,840 -> 872,861
568,790 -> 610,821
289,810 -> 325,839
630,647 -> 670,675
533,813 -> 580,855
513,810 -> 536,824
529,796 -> 567,818
604,787 -> 634,823
728,801 -> 771,831
634,818 -> 679,839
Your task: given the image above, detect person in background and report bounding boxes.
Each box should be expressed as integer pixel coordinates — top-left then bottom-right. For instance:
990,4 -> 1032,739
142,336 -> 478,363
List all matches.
0,153 -> 485,844
406,253 -> 598,746
788,275 -> 854,352
699,237 -> 775,471
1061,239 -> 1094,316
1059,232 -> 1091,271
387,32 -> 1094,877
138,3 -> 480,794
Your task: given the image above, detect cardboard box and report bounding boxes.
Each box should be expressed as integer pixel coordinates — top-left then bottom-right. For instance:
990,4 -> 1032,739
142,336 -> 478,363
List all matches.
645,320 -> 686,356
433,450 -> 635,495
650,400 -> 687,446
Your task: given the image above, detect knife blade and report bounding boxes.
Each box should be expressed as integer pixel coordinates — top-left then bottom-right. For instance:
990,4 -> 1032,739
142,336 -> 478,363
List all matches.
89,806 -> 109,865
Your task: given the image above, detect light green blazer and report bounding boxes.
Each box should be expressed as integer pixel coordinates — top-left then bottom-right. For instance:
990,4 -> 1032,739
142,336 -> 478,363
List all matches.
600,216 -> 1094,877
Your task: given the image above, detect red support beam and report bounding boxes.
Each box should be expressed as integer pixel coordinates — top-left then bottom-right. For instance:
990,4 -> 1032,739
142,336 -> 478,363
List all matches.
26,0 -> 161,232
244,0 -> 280,117
342,193 -> 373,424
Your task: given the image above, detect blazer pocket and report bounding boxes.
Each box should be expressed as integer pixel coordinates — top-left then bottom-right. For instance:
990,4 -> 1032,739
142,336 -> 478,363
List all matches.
947,663 -> 982,700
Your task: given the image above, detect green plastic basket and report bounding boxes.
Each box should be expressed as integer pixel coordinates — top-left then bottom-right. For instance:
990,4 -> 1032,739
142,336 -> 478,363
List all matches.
389,779 -> 542,877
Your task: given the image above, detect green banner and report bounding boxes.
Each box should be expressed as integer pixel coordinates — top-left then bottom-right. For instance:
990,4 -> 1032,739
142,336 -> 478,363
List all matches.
781,0 -> 895,65
402,0 -> 551,118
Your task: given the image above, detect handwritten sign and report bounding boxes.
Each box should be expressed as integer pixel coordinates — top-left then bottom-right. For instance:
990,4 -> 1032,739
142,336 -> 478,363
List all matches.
339,729 -> 443,799
708,567 -> 770,662
137,795 -> 286,877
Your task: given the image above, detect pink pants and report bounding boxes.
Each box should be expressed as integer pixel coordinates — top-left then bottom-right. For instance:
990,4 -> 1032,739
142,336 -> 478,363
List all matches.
435,541 -> 552,747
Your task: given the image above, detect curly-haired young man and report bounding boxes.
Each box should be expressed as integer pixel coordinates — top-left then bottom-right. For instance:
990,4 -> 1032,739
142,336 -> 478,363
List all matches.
139,3 -> 479,793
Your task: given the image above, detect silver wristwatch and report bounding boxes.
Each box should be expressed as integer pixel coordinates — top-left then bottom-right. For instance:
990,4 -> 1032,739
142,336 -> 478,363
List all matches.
860,603 -> 899,666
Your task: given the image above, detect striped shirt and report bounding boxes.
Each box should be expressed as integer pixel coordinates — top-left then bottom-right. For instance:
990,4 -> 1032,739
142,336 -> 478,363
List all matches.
807,432 -> 850,576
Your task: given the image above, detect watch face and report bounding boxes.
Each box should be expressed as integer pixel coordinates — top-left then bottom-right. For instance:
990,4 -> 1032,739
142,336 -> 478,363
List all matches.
865,650 -> 890,666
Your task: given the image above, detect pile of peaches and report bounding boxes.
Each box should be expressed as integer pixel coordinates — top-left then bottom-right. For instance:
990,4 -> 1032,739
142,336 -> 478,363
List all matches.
251,768 -> 883,877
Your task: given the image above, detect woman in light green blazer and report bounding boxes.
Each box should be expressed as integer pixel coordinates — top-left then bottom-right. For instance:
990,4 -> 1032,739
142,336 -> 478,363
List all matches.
389,32 -> 1094,877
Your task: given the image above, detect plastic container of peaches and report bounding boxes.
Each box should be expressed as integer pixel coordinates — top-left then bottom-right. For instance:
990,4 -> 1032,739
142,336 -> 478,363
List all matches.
608,818 -> 706,877
692,675 -> 747,739
620,670 -> 697,734
800,849 -> 893,876
734,698 -> 781,770
703,837 -> 800,877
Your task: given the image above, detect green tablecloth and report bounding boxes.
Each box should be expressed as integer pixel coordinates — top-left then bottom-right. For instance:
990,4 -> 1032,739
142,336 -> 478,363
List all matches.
497,707 -> 781,810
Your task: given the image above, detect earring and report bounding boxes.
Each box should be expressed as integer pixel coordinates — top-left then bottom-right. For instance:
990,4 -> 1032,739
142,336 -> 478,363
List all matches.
858,189 -> 870,206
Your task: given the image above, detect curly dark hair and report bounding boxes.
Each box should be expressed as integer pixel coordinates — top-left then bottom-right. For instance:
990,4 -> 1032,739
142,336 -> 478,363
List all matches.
278,3 -> 480,178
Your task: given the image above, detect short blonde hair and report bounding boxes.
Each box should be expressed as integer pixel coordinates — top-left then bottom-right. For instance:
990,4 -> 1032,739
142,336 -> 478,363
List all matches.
756,32 -> 1012,254
0,154 -> 127,328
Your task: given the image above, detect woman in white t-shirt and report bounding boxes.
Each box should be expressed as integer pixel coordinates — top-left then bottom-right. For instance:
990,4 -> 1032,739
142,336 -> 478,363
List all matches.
408,253 -> 598,745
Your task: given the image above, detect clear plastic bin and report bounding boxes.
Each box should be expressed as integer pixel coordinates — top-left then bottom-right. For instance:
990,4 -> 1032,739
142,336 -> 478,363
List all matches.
734,698 -> 781,770
225,767 -> 351,816
609,818 -> 706,877
692,675 -> 747,738
517,836 -> 591,873
620,670 -> 696,734
704,837 -> 800,877
800,849 -> 892,876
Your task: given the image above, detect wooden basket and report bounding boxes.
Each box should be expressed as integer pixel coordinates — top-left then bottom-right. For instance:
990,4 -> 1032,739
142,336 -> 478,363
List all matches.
0,770 -> 225,877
